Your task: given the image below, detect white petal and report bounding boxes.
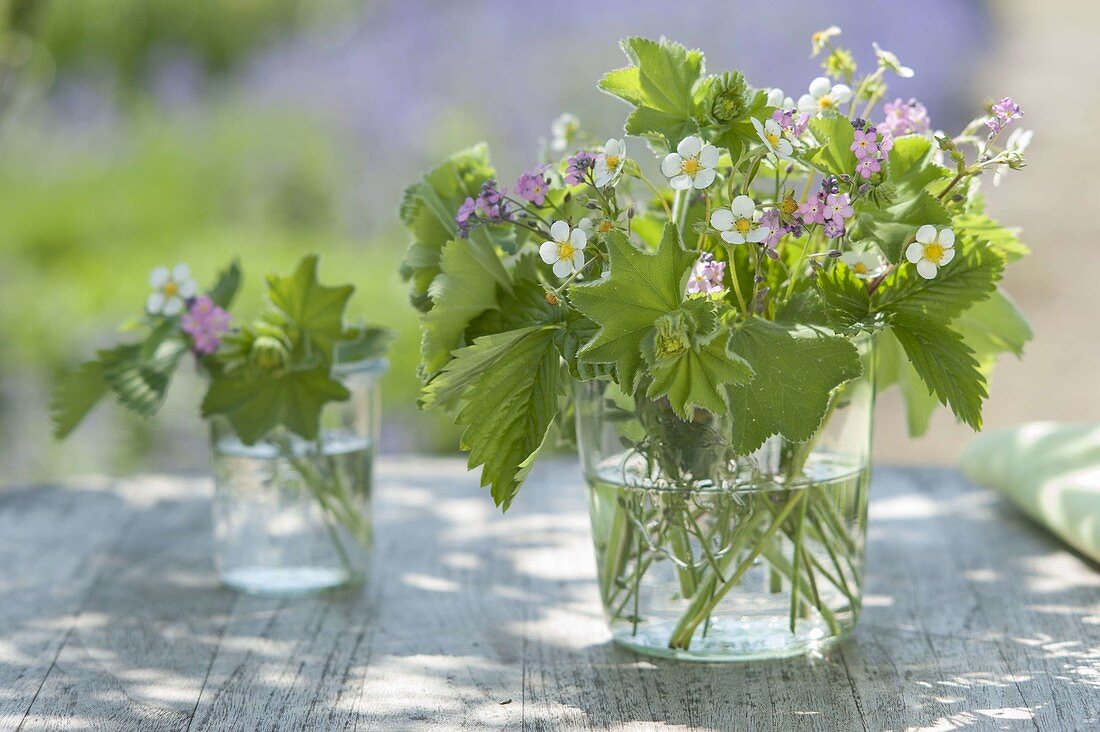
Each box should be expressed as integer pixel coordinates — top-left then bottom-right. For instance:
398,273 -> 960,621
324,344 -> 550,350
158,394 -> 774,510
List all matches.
146,292 -> 166,313
915,224 -> 937,244
692,168 -> 716,189
163,297 -> 184,316
149,266 -> 169,288
570,228 -> 587,248
172,263 -> 191,281
669,174 -> 692,190
577,217 -> 593,233
746,227 -> 769,243
916,259 -> 938,280
776,139 -> 794,158
751,117 -> 765,135
550,220 -> 570,241
178,279 -> 198,298
677,135 -> 702,158
905,242 -> 925,263
605,138 -> 624,156
721,230 -> 746,245
938,247 -> 956,266
809,77 -> 831,97
710,208 -> 735,231
540,241 -> 559,264
897,66 -> 914,78
797,94 -> 816,114
697,144 -> 720,168
661,153 -> 683,178
731,195 -> 755,217
767,88 -> 785,107
572,249 -> 586,271
831,84 -> 853,104
552,259 -> 573,278
937,228 -> 955,248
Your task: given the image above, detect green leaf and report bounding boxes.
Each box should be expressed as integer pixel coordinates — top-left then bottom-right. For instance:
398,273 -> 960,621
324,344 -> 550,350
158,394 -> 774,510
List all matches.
266,255 -> 354,362
873,239 -> 1004,322
335,325 -> 393,363
100,336 -> 188,419
201,366 -> 351,445
955,288 -> 1032,359
816,262 -> 873,333
642,302 -> 753,418
890,317 -> 987,430
598,37 -> 704,148
854,190 -> 952,263
208,259 -> 242,309
725,320 -> 863,454
554,310 -> 614,381
420,237 -> 511,377
953,211 -> 1030,262
569,223 -> 696,392
809,115 -> 857,176
887,136 -> 950,197
774,288 -> 828,328
433,326 -> 562,509
51,360 -> 109,439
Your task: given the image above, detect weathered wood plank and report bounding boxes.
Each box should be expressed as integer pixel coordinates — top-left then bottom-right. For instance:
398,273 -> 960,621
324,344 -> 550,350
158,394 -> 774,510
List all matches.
0,461 -> 1096,730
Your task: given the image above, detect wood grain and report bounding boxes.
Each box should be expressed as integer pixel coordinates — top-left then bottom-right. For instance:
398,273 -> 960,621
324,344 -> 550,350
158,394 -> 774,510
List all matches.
0,460 -> 1095,731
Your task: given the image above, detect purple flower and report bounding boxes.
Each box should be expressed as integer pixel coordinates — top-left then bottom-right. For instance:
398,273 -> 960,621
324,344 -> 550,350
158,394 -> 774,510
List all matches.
824,193 -> 853,221
475,180 -> 509,222
455,196 -> 477,230
771,108 -> 794,131
564,151 -> 595,186
797,194 -> 826,225
791,112 -> 810,137
878,128 -> 895,153
685,253 -> 726,296
986,96 -> 1023,134
850,128 -> 880,160
823,219 -> 845,239
855,157 -> 881,179
181,295 -> 231,355
516,166 -> 549,206
760,208 -> 782,250
882,98 -> 931,136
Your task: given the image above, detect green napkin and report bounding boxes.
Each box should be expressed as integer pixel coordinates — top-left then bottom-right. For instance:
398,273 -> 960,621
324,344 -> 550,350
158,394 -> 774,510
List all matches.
960,422 -> 1100,564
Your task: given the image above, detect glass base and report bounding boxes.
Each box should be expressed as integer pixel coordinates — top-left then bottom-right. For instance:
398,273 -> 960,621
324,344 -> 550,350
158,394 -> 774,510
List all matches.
610,617 -> 849,662
219,565 -> 362,597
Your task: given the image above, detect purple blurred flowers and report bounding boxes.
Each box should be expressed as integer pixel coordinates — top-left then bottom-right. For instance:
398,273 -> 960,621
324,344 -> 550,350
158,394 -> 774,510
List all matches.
181,295 -> 231,355
564,151 -> 595,185
882,98 -> 931,136
685,252 -> 726,296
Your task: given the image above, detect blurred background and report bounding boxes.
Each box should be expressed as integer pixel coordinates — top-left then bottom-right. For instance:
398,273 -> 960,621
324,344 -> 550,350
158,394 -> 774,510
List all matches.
0,0 -> 1075,486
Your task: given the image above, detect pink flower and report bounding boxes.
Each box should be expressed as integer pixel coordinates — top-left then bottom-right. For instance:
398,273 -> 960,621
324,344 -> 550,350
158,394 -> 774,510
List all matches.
181,295 -> 231,355
823,219 -> 845,239
797,194 -> 826,225
791,113 -> 810,137
760,208 -> 782,250
850,128 -> 880,160
685,253 -> 726,296
882,98 -> 930,136
878,128 -> 895,153
986,97 -> 1022,134
855,157 -> 881,179
825,193 -> 853,221
516,167 -> 549,206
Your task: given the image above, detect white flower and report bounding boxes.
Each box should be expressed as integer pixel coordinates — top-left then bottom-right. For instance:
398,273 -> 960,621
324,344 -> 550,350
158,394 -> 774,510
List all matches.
905,226 -> 956,279
661,135 -> 719,190
993,128 -> 1033,186
539,220 -> 587,278
872,42 -> 914,78
811,25 -> 842,56
840,251 -> 887,279
751,117 -> 793,159
550,113 -> 580,152
766,88 -> 793,109
710,195 -> 768,245
577,217 -> 594,235
593,138 -> 627,188
798,77 -> 853,115
147,263 -> 197,316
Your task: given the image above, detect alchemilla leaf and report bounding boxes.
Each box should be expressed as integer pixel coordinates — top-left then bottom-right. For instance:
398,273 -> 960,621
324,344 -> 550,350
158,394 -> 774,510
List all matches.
266,255 -> 354,362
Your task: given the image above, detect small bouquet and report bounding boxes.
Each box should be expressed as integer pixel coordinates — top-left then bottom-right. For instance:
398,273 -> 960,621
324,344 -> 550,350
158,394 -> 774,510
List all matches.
52,256 -> 390,593
401,29 -> 1032,658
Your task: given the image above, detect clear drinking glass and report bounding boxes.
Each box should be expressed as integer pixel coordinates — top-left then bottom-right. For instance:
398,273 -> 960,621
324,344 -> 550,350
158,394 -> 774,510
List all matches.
574,339 -> 874,661
210,357 -> 385,596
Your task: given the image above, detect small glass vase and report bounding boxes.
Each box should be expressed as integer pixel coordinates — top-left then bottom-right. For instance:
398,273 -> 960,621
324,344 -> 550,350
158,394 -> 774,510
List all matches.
209,357 -> 385,597
574,340 -> 874,662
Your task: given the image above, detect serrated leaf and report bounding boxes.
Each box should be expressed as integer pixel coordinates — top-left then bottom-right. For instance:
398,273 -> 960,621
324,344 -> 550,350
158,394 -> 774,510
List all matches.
873,239 -> 1004,322
887,135 -> 950,197
209,259 -> 242,309
724,320 -> 863,454
421,325 -> 545,411
890,317 -> 987,429
809,115 -> 857,176
854,190 -> 952,263
440,326 -> 562,509
569,223 -> 696,392
266,255 -> 354,362
51,360 -> 109,439
554,310 -> 614,381
421,237 -> 511,377
598,37 -> 704,148
955,288 -> 1032,359
954,211 -> 1029,262
100,337 -> 188,419
201,366 -> 351,445
816,262 -> 873,333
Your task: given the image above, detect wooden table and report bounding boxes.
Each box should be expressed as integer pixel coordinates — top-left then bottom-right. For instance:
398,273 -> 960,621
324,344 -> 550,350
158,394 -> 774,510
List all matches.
0,459 -> 1097,731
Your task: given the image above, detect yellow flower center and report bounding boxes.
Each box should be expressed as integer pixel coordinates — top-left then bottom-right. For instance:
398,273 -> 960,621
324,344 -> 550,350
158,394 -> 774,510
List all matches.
598,219 -> 613,233
766,132 -> 781,147
163,281 -> 179,297
736,218 -> 752,235
924,243 -> 945,263
605,154 -> 621,169
853,263 -> 868,274
818,96 -> 834,110
682,157 -> 701,175
558,242 -> 575,261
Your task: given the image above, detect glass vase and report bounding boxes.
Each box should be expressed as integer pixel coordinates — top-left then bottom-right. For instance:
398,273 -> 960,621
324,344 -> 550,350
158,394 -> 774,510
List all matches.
574,340 -> 874,662
210,357 -> 385,597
